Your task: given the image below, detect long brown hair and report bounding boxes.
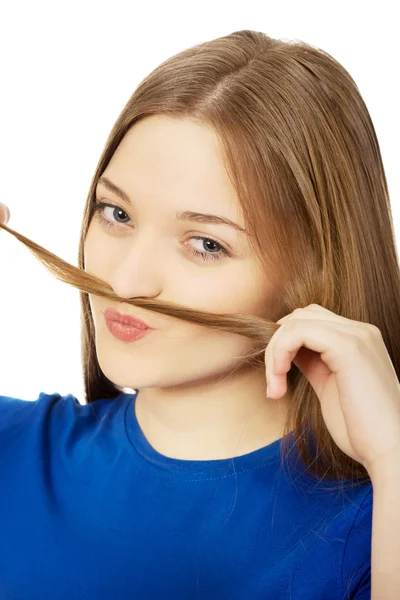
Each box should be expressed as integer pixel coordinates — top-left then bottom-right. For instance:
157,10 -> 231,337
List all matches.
1,29 -> 398,487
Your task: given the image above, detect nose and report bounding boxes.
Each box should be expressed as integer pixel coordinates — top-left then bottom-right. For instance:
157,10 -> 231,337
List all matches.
109,230 -> 163,301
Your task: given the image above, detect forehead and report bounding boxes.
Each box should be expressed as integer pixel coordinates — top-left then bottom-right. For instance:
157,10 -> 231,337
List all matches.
101,115 -> 243,220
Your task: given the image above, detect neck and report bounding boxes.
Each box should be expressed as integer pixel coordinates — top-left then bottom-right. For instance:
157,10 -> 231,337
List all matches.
134,367 -> 292,461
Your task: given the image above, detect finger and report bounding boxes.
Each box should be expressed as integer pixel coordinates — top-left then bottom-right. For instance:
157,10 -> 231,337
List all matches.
266,319 -> 350,399
0,203 -> 10,225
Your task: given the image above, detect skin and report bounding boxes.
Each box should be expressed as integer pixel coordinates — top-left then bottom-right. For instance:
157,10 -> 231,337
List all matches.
84,115 -> 293,461
0,204 -> 10,226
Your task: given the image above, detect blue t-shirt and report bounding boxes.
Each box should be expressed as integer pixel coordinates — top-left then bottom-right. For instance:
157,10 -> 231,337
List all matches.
0,391 -> 372,599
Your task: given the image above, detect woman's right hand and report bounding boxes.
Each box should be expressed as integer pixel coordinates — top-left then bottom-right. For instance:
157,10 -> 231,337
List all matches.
0,203 -> 10,226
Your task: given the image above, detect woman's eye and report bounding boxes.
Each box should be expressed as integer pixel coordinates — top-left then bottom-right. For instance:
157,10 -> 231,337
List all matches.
91,199 -> 229,263
187,237 -> 229,262
92,200 -> 131,228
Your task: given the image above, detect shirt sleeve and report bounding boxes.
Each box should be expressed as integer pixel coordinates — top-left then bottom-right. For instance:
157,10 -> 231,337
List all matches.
351,563 -> 371,599
342,486 -> 373,599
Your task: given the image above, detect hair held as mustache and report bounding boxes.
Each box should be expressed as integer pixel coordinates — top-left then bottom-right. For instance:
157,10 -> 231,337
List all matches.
0,221 -> 281,356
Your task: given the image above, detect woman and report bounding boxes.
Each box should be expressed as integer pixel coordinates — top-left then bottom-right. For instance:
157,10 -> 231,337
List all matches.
1,29 -> 399,598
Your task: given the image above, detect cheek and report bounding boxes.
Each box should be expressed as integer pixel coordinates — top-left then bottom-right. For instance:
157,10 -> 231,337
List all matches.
165,267 -> 269,347
83,226 -> 111,321
84,225 -> 120,284
185,264 -> 269,317
83,226 -> 103,275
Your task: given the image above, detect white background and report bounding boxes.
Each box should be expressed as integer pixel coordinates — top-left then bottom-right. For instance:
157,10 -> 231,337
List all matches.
0,1 -> 398,402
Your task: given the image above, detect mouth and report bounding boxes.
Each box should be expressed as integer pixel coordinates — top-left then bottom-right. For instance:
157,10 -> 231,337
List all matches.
103,308 -> 152,330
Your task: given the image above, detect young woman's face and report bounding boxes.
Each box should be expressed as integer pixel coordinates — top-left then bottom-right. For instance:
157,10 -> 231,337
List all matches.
84,115 -> 282,391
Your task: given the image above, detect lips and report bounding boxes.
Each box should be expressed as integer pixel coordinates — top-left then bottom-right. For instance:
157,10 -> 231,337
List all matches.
104,308 -> 151,330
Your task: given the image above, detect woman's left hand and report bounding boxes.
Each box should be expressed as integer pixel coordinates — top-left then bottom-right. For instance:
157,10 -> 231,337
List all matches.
265,303 -> 400,478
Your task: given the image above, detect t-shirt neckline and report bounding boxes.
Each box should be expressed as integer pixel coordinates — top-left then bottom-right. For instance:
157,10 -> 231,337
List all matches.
123,391 -> 285,478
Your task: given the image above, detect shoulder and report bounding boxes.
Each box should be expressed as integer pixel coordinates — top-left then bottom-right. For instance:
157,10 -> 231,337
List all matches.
0,391 -> 126,445
0,392 -> 80,429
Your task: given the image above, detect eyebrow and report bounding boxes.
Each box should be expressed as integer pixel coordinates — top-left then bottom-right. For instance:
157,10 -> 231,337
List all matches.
97,176 -> 248,234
